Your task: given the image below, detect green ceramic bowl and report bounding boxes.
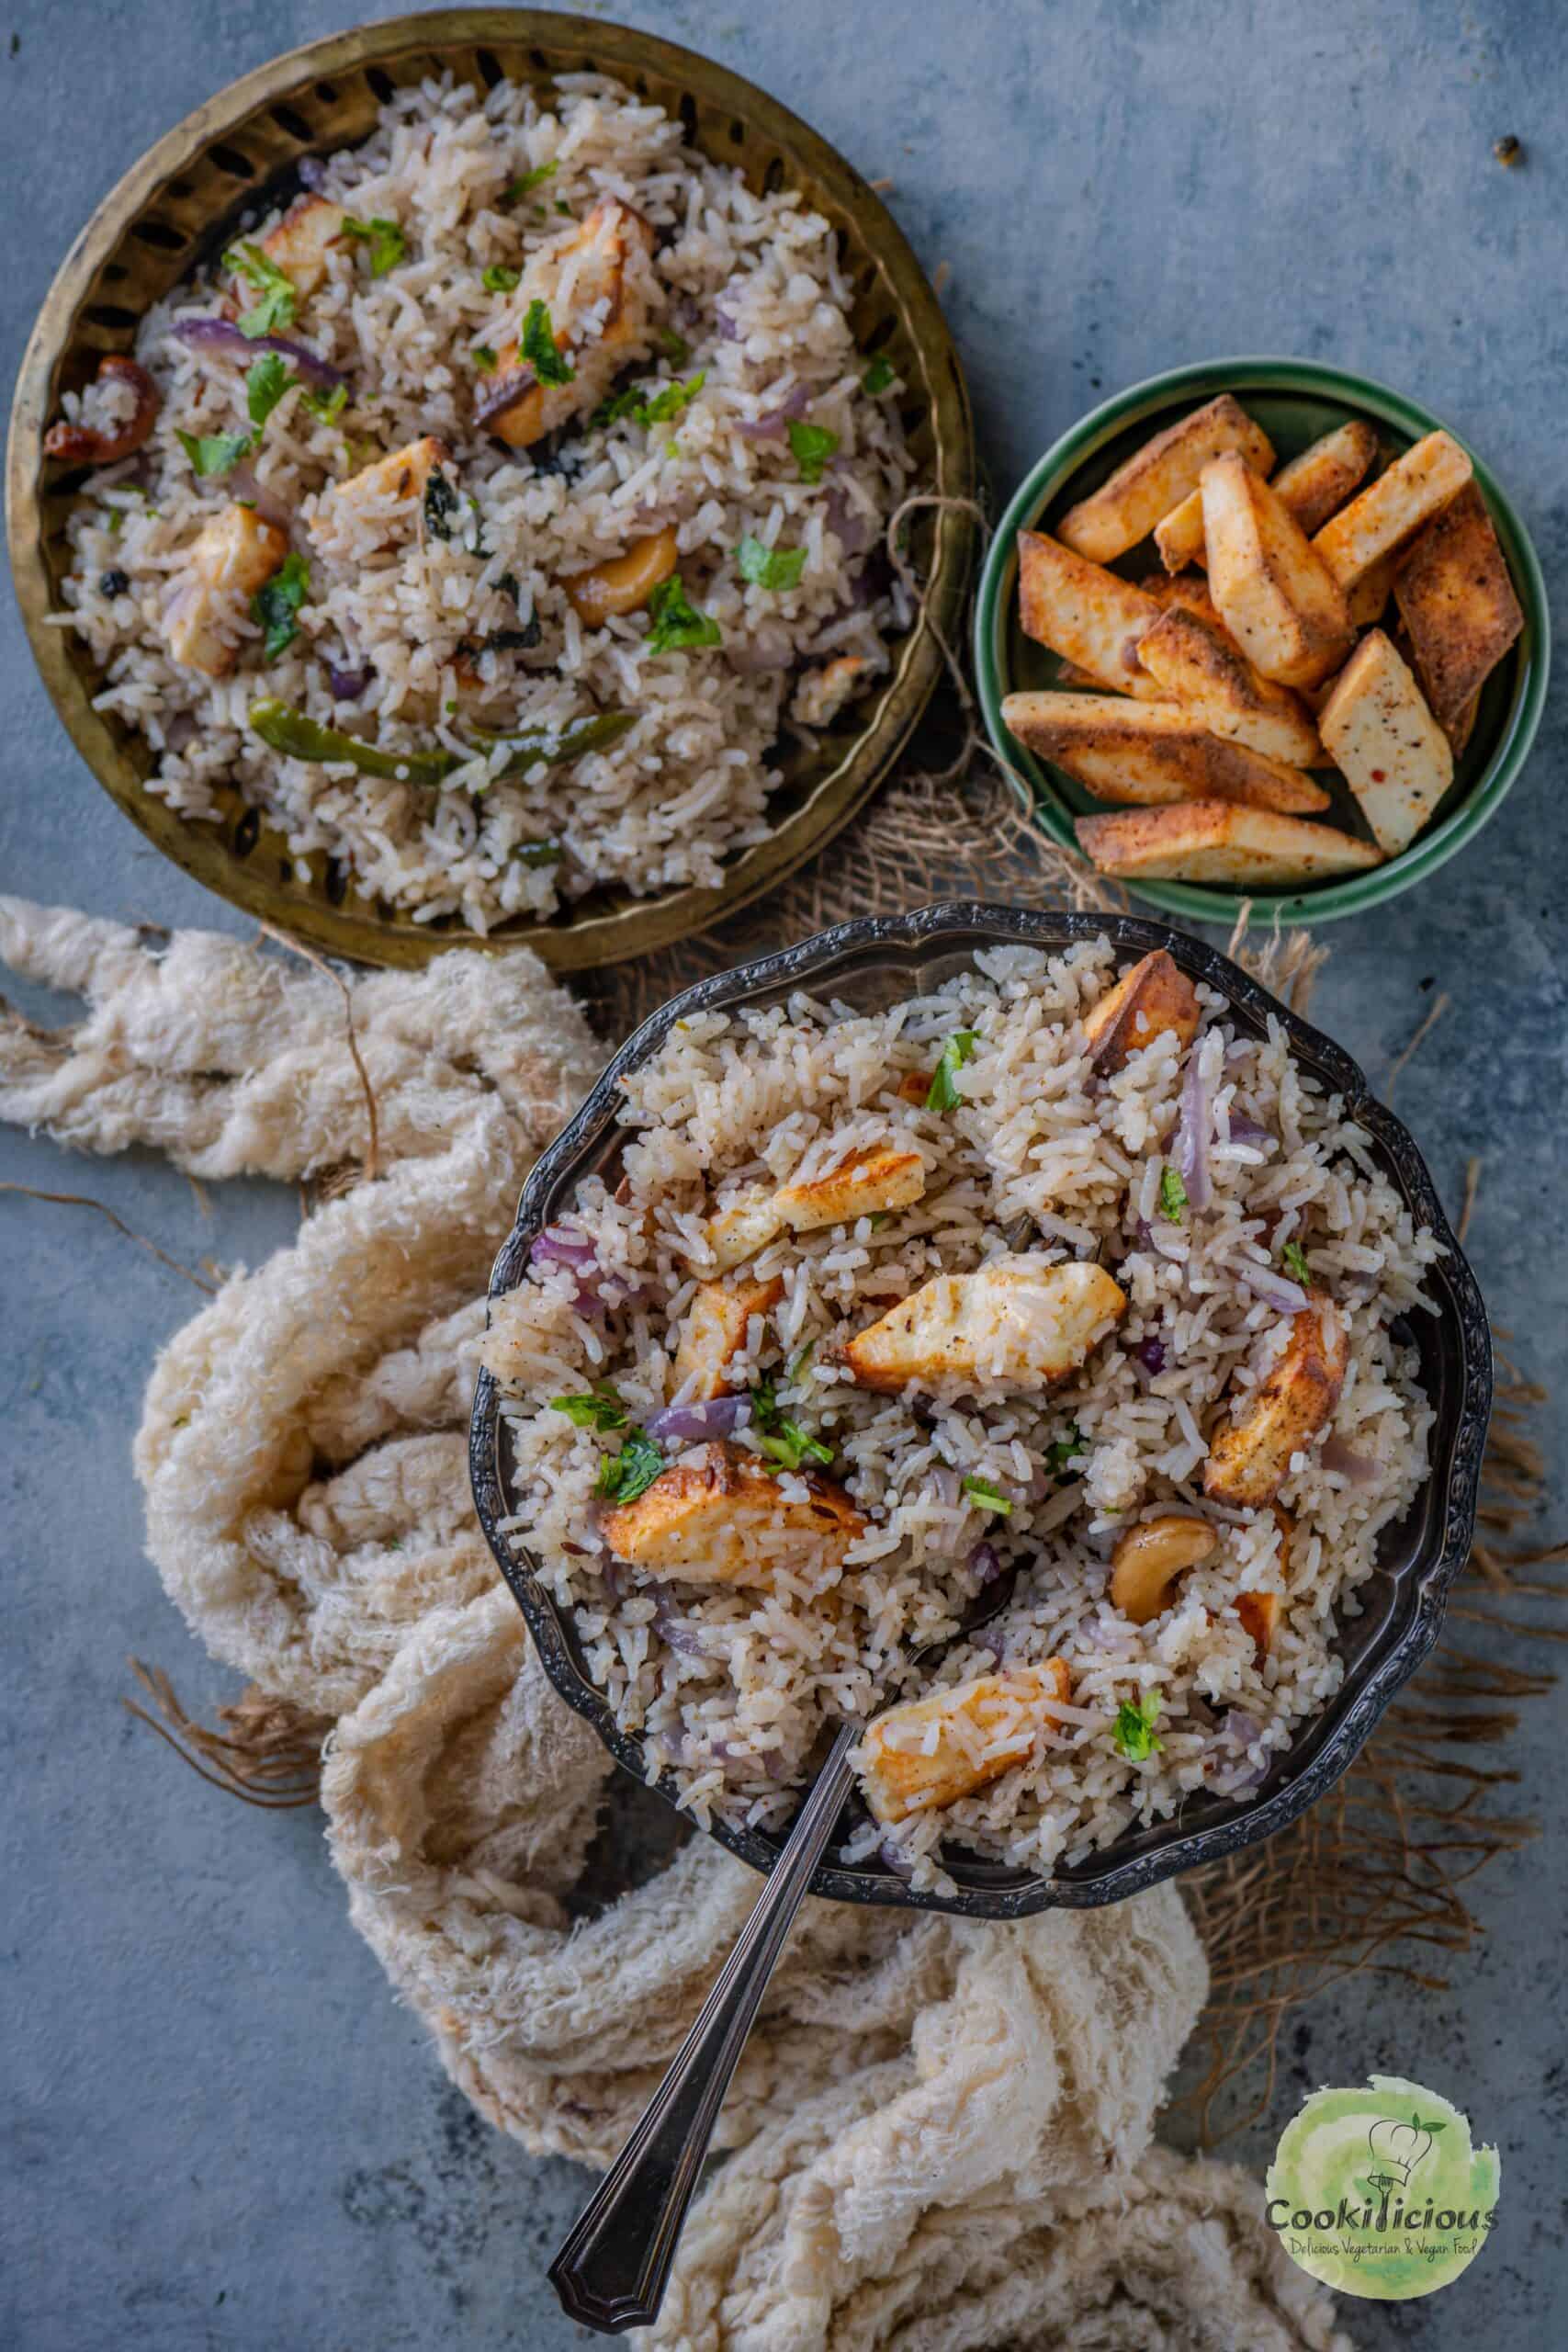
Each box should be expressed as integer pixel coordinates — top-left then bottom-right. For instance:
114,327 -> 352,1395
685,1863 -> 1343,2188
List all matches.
974,357 -> 1549,926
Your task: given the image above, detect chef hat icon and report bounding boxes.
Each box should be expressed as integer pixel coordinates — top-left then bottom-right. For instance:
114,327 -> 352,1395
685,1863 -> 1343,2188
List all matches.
1367,2115 -> 1436,2187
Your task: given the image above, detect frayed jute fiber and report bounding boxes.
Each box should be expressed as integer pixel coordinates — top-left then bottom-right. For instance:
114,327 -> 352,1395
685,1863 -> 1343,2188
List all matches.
0,798 -> 1555,2352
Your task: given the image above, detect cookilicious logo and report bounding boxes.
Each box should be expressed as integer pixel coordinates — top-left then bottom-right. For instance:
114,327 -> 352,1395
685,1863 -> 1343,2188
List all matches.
1266,2075 -> 1500,2301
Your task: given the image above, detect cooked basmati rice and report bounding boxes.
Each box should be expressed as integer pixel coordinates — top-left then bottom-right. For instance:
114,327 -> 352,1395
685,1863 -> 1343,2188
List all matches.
51,73 -> 914,932
484,939 -> 1438,1889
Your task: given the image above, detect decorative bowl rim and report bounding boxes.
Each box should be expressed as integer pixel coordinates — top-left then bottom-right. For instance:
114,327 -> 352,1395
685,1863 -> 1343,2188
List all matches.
5,5 -> 975,973
972,354 -> 1551,932
469,901 -> 1493,1917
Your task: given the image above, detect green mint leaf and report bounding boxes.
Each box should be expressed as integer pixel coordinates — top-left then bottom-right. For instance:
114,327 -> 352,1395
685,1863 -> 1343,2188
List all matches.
481,264 -> 521,294
249,549 -> 310,662
175,428 -> 253,479
1113,1692 -> 1164,1761
550,1385 -> 628,1431
925,1030 -> 976,1113
471,343 -> 499,372
225,242 -> 298,338
658,328 -> 691,366
1280,1239 -> 1312,1285
757,1419 -> 833,1473
592,1429 -> 663,1503
787,418 -> 840,483
637,370 -> 705,425
862,354 -> 896,394
645,573 -> 721,656
554,198 -> 573,216
343,215 -> 406,276
244,351 -> 293,428
503,159 -> 558,201
522,298 -> 574,386
299,381 -> 348,423
1157,1165 -> 1188,1224
738,534 -> 807,592
961,1475 -> 1013,1516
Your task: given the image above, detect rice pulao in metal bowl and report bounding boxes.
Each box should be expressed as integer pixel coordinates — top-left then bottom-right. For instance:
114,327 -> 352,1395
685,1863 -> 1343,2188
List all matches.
470,906 -> 1491,1917
8,11 -> 972,968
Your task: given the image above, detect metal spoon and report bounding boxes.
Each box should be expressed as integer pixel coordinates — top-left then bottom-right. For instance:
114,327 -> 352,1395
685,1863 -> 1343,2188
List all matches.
547,1572 -> 1020,2333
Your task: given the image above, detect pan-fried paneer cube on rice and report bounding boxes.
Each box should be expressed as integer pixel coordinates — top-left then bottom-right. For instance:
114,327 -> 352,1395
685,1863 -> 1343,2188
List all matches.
47,72 -> 916,933
484,938 -> 1439,1892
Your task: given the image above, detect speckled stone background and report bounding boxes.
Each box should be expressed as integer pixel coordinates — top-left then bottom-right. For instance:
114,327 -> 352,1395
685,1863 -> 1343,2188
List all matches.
2,3 -> 1563,2346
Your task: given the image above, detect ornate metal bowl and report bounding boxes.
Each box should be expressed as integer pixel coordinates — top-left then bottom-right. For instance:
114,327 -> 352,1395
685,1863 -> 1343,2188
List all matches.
6,9 -> 973,971
470,904 -> 1492,1916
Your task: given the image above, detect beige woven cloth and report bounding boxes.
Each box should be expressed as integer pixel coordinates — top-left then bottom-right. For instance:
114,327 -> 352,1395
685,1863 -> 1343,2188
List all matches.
0,893 -> 1350,2351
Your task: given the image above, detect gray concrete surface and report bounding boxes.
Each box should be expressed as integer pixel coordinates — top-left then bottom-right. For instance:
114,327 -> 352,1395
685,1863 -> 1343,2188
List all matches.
2,2 -> 1564,2345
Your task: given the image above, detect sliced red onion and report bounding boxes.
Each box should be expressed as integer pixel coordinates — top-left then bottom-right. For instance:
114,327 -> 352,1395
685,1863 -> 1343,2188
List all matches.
967,1540 -> 1004,1586
298,156 -> 328,191
713,300 -> 742,342
1234,1261 -> 1310,1314
170,315 -> 346,389
1226,1114 -> 1274,1149
227,458 -> 294,533
1220,1708 -> 1262,1749
325,660 -> 372,702
1134,1214 -> 1185,1264
597,1555 -> 626,1604
823,487 -> 874,557
875,1837 -> 916,1883
530,1225 -> 599,1273
733,385 -> 811,441
1135,1336 -> 1167,1375
1173,1047 -> 1213,1211
1322,1433 -> 1381,1485
646,1396 -> 750,1446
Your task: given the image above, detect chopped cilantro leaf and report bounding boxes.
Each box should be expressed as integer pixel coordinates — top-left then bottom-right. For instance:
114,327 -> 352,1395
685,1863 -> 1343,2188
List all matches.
646,573 -> 721,655
738,534 -> 807,592
299,381 -> 347,423
343,215 -> 407,277
471,343 -> 499,372
593,371 -> 706,431
550,1385 -> 628,1431
750,1374 -> 832,1472
658,327 -> 691,366
481,263 -> 521,294
1281,1239 -> 1312,1285
175,428 -> 252,479
1045,1424 -> 1087,1476
423,470 -> 461,540
787,418 -> 840,483
1113,1692 -> 1164,1761
925,1030 -> 976,1112
522,298 -> 574,385
962,1475 -> 1013,1516
245,351 -> 293,428
637,370 -> 705,424
592,1429 -> 663,1503
224,243 -> 298,338
504,158 -> 558,201
554,198 -> 573,216
1157,1166 -> 1188,1224
250,549 -> 310,662
862,354 -> 896,394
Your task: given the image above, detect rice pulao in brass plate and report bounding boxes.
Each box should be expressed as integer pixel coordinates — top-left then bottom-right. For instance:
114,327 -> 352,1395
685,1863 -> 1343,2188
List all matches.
6,8 -> 975,970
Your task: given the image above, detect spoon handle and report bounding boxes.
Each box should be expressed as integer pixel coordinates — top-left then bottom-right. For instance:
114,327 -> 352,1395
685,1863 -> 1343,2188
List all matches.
548,1721 -> 861,2333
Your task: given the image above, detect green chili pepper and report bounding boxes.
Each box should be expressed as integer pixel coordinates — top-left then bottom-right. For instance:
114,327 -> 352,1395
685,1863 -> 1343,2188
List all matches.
249,698 -> 634,790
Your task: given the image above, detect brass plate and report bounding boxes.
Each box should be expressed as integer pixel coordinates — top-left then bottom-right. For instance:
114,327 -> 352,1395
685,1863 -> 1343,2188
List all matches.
6,9 -> 975,970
